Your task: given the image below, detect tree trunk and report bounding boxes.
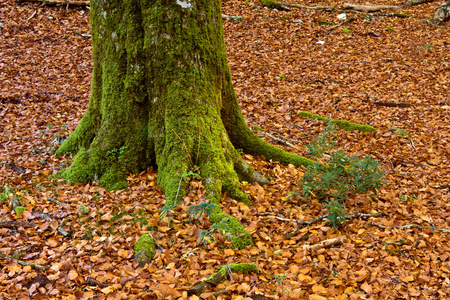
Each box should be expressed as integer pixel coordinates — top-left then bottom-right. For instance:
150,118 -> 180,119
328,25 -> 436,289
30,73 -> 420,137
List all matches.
433,1 -> 450,24
57,0 -> 314,249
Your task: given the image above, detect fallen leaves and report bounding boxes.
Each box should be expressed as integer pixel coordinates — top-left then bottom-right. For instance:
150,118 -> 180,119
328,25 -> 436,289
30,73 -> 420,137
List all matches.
0,0 -> 449,299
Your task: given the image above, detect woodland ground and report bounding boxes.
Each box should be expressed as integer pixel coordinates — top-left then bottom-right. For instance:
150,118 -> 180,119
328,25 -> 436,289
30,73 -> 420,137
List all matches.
0,0 -> 449,299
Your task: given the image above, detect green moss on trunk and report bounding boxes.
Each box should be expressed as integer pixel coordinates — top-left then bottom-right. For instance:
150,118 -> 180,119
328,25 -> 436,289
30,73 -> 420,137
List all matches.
56,0 -> 327,250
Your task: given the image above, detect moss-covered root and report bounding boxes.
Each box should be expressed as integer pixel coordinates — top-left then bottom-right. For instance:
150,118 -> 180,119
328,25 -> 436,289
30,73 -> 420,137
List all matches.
133,234 -> 156,267
224,139 -> 269,186
188,263 -> 258,296
299,111 -> 377,133
207,205 -> 253,249
260,0 -> 283,9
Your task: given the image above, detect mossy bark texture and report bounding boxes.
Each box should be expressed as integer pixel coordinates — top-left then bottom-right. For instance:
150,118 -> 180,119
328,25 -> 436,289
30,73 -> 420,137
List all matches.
57,0 -> 313,249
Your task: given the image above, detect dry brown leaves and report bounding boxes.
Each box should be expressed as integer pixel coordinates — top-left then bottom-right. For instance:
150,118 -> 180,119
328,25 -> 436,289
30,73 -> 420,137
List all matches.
0,0 -> 449,299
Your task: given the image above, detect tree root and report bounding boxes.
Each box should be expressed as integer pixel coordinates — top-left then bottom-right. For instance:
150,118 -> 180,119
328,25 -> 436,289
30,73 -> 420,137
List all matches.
261,0 -> 430,17
261,0 -> 337,12
188,263 -> 258,296
370,222 -> 450,233
0,251 -> 48,271
299,111 -> 377,133
433,1 -> 450,25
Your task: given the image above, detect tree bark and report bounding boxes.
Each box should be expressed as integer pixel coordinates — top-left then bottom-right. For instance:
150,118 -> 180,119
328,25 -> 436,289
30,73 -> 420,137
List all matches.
57,0 -> 314,249
433,1 -> 450,24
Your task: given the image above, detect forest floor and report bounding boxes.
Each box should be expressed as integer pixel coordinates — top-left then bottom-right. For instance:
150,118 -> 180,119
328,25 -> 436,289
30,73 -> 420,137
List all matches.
0,0 -> 449,299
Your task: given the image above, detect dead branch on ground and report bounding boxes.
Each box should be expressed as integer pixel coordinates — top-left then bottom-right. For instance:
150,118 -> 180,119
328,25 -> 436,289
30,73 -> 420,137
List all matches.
281,212 -> 387,238
0,251 -> 48,271
304,235 -> 347,251
0,221 -> 37,229
343,3 -> 398,13
19,0 -> 89,5
370,222 -> 450,233
374,101 -> 415,107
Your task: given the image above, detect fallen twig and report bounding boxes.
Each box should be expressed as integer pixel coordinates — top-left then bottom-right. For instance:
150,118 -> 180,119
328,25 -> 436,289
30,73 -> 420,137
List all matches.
281,212 -> 387,238
86,277 -> 110,288
253,126 -> 298,149
374,101 -> 415,107
370,222 -> 450,233
221,14 -> 243,22
342,3 -> 398,13
0,221 -> 37,229
26,10 -> 37,21
19,0 -> 89,5
325,17 -> 356,31
0,251 -> 48,271
188,263 -> 258,296
264,132 -> 298,149
304,235 -> 347,251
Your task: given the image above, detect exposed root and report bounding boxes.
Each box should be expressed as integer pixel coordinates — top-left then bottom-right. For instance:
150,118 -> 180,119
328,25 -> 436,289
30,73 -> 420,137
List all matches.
188,263 -> 258,296
299,111 -> 377,133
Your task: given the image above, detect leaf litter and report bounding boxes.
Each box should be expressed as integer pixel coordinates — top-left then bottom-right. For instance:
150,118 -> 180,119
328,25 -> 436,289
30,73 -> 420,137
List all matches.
0,0 -> 449,299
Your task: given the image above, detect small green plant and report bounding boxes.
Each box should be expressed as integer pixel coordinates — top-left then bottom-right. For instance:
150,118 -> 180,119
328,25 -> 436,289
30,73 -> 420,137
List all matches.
0,185 -> 12,202
324,199 -> 347,227
182,165 -> 201,181
386,27 -> 395,33
318,20 -> 333,25
342,28 -> 351,34
159,203 -> 177,219
425,43 -> 433,49
305,122 -> 337,158
78,204 -> 90,216
15,206 -> 27,216
107,145 -> 127,161
187,202 -> 218,220
400,194 -> 417,203
389,126 -> 409,138
197,218 -> 230,246
273,273 -> 286,285
288,123 -> 385,227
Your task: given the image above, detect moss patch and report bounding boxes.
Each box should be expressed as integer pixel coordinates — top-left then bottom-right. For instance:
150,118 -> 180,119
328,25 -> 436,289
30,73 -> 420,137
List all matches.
133,234 -> 156,267
299,111 -> 377,133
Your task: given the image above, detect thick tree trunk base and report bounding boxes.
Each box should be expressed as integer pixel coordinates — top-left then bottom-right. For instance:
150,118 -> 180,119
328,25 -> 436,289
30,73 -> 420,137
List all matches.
57,0 -> 316,250
433,1 -> 450,24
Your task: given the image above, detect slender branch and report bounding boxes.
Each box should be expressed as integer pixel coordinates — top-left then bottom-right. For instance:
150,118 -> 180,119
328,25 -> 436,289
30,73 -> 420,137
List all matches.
374,101 -> 415,107
325,17 -> 356,31
279,212 -> 387,238
188,263 -> 258,296
0,251 -> 48,271
0,221 -> 37,229
19,0 -> 89,5
342,3 -> 398,13
304,235 -> 347,251
370,222 -> 450,233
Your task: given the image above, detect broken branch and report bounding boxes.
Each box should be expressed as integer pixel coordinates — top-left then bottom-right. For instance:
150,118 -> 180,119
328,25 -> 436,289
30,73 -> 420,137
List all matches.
304,235 -> 347,251
188,263 -> 258,296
